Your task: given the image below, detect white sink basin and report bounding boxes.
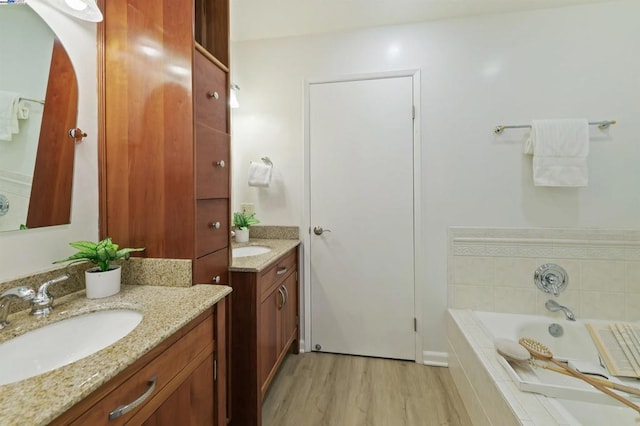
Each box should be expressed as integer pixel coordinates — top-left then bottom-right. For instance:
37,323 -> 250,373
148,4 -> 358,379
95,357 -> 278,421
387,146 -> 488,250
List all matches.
0,309 -> 142,385
232,246 -> 272,258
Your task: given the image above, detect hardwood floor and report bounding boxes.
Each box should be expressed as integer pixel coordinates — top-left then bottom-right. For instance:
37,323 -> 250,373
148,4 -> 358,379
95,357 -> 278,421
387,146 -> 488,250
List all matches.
262,352 -> 472,426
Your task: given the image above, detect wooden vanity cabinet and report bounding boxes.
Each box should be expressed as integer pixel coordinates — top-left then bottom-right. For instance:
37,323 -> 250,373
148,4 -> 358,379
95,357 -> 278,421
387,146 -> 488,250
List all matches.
100,0 -> 231,287
51,299 -> 227,426
230,248 -> 300,426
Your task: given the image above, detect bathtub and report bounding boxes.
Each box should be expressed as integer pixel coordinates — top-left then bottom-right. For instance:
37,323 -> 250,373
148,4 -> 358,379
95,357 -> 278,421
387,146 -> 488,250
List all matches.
447,309 -> 640,425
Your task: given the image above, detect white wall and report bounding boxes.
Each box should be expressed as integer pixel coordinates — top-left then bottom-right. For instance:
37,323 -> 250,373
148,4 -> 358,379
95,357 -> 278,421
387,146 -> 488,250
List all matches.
0,2 -> 98,280
230,0 -> 640,355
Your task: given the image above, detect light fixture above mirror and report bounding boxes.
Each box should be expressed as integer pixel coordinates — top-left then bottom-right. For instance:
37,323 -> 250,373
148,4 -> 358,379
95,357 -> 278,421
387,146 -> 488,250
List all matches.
35,0 -> 103,22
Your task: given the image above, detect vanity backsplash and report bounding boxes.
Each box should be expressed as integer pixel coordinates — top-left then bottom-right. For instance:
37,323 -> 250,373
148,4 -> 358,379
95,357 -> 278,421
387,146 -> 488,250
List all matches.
248,225 -> 299,240
0,258 -> 193,315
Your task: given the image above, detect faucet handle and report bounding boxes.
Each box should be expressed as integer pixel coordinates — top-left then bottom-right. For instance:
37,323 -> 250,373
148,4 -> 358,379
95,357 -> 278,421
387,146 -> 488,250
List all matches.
0,286 -> 36,329
31,274 -> 69,316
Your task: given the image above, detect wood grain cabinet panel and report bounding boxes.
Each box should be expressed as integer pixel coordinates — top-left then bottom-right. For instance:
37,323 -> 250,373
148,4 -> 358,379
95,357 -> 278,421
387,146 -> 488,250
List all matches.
196,123 -> 230,199
194,51 -> 227,132
196,199 -> 229,258
194,248 -> 229,285
230,247 -> 300,426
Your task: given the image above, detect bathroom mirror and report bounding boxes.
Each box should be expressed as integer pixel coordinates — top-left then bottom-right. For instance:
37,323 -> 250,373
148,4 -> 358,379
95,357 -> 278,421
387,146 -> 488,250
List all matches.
0,4 -> 78,232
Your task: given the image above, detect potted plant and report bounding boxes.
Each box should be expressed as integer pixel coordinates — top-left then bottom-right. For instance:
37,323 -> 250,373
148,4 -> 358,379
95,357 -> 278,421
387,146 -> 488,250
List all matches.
233,211 -> 260,243
54,237 -> 145,299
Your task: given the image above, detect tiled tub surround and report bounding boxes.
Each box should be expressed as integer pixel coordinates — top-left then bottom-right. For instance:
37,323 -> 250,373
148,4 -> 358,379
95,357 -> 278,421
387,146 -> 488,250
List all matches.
447,227 -> 640,425
0,258 -> 230,425
447,309 -> 577,425
449,227 -> 640,321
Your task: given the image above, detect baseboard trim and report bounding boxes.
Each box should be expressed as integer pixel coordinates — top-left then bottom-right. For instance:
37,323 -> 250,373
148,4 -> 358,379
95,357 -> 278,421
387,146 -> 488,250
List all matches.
423,351 -> 448,367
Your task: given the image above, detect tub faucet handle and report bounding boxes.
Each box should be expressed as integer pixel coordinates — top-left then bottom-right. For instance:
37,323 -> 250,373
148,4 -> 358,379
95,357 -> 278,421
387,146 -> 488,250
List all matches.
534,263 -> 568,296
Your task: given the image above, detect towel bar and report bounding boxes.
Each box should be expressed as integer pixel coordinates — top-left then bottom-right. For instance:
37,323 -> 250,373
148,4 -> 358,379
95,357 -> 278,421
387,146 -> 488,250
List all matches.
19,97 -> 44,105
494,120 -> 616,134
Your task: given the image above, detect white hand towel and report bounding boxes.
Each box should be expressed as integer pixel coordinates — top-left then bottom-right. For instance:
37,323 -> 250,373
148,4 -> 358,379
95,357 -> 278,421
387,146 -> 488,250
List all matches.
248,161 -> 272,187
0,91 -> 21,141
525,119 -> 589,187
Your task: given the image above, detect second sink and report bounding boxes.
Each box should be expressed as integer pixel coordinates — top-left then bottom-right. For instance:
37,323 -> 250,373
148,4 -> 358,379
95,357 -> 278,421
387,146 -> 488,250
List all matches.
232,246 -> 272,258
0,309 -> 142,386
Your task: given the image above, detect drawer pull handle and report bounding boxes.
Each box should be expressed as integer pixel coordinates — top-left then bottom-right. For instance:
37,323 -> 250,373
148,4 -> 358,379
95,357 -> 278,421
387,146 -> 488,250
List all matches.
212,275 -> 221,283
276,266 -> 288,276
109,375 -> 157,420
215,160 -> 225,168
278,287 -> 285,309
210,221 -> 221,229
282,285 -> 289,305
207,91 -> 219,99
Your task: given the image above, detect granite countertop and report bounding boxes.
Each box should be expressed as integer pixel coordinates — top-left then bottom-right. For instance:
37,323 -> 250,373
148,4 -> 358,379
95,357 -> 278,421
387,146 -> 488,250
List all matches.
0,284 -> 231,425
230,238 -> 300,272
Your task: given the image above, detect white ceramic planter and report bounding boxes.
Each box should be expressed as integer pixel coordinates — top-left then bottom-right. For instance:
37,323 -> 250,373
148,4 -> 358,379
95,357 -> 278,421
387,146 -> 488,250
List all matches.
235,228 -> 249,243
85,265 -> 121,299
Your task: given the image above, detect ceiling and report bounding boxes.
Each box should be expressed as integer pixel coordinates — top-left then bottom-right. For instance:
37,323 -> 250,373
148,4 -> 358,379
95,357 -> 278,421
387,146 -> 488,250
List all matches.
230,0 -> 618,41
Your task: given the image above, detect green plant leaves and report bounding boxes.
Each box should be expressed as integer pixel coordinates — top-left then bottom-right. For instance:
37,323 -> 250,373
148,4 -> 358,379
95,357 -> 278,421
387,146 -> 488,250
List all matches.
233,212 -> 260,229
53,237 -> 145,272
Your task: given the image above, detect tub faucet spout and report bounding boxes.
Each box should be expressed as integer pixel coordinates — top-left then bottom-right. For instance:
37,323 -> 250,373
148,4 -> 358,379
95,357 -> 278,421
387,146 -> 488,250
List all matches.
545,299 -> 576,321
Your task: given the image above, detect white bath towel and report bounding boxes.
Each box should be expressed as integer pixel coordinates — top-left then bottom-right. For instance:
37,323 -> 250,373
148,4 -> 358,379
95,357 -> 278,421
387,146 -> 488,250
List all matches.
0,90 -> 21,141
524,119 -> 589,187
248,161 -> 272,187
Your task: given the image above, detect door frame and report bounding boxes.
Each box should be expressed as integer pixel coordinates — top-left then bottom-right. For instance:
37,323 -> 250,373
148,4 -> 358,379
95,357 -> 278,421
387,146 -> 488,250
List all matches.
302,69 -> 423,363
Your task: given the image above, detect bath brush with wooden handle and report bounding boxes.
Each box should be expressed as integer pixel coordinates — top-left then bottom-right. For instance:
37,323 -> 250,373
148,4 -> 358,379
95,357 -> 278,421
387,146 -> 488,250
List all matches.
519,337 -> 640,413
494,338 -> 640,397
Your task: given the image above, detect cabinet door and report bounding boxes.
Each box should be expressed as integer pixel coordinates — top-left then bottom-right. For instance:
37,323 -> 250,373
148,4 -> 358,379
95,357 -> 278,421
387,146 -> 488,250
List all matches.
194,51 -> 227,132
195,123 -> 230,199
259,287 -> 281,394
195,199 -> 229,257
193,248 -> 229,285
142,354 -> 215,425
280,273 -> 298,354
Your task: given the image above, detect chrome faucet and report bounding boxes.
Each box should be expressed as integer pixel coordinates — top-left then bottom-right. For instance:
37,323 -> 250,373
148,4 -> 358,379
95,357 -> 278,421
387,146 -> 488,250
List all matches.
0,287 -> 36,329
30,274 -> 69,316
545,299 -> 576,321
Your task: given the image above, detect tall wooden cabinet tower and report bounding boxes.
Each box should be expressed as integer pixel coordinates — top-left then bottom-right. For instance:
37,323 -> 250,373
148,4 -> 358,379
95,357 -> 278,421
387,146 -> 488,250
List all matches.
99,0 -> 230,423
99,1 -> 230,284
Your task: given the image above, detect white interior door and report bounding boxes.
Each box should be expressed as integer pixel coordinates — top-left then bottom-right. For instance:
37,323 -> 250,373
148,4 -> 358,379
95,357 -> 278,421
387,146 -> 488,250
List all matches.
309,75 -> 415,360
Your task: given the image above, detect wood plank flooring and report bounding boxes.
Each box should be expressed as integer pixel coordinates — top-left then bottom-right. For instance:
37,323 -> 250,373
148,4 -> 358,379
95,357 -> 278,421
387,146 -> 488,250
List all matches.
262,352 -> 472,426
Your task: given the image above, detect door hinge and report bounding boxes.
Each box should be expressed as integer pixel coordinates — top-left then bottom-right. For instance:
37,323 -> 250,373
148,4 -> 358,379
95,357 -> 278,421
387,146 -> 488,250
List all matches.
412,105 -> 415,120
414,317 -> 417,332
214,359 -> 217,382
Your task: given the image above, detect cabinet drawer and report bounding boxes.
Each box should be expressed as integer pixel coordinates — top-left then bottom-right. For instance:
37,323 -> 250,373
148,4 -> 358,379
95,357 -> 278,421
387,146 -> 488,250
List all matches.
196,199 -> 228,257
259,249 -> 297,298
194,50 -> 227,132
69,316 -> 214,425
196,123 -> 230,199
194,248 -> 229,285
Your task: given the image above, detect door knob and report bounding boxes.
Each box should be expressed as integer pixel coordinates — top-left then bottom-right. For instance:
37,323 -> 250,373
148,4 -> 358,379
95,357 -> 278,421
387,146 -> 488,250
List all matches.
313,226 -> 332,235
